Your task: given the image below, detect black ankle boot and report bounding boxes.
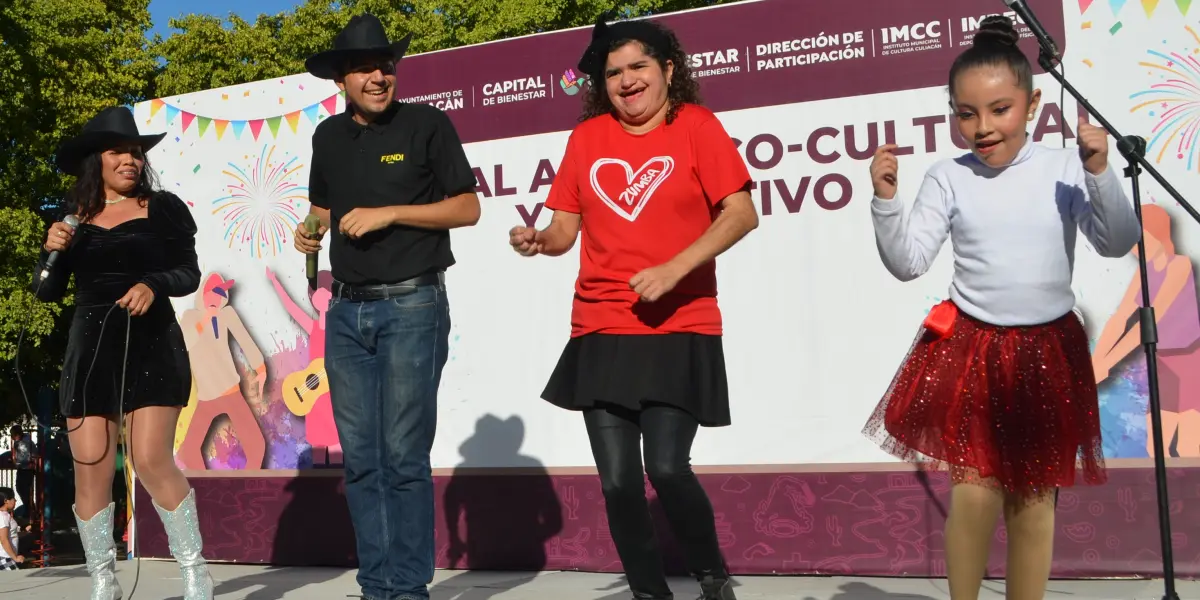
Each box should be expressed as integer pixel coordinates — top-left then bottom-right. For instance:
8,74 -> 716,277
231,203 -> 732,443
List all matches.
695,574 -> 736,600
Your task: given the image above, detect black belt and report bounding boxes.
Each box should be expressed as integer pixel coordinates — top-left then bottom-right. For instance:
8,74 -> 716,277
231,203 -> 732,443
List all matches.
332,272 -> 443,301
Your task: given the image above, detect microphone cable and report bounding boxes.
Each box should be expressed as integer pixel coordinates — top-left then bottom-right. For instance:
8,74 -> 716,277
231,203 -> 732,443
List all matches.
15,273 -> 143,599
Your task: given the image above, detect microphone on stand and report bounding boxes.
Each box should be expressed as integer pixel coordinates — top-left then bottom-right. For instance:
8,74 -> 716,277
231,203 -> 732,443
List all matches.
39,214 -> 80,281
1002,0 -> 1062,66
304,214 -> 321,290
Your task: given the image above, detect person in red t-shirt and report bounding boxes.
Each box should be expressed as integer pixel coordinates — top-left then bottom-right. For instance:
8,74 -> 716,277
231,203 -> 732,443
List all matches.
508,15 -> 757,600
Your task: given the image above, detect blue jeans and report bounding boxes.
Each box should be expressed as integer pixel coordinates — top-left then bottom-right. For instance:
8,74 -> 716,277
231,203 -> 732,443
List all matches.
325,279 -> 450,600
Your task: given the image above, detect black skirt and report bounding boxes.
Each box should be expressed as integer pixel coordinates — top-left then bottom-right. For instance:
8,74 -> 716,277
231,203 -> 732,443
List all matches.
59,304 -> 191,418
540,333 -> 731,427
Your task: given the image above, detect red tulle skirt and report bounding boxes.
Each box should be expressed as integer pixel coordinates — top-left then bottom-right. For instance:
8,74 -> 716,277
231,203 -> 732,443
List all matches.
863,303 -> 1107,499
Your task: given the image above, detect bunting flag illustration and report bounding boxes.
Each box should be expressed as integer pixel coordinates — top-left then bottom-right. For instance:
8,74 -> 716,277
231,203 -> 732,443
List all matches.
143,91 -> 345,142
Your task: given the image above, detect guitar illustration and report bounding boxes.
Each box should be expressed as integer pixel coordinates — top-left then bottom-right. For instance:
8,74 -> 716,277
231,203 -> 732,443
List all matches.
281,358 -> 328,417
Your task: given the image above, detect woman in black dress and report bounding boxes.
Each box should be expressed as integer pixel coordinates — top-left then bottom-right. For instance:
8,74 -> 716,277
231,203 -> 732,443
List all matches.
35,107 -> 213,600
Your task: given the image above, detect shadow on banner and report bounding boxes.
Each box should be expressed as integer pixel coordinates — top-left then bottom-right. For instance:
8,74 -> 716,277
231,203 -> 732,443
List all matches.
433,415 -> 562,599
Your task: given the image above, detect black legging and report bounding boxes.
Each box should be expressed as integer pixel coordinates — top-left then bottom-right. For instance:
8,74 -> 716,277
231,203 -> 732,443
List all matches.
584,404 -> 725,598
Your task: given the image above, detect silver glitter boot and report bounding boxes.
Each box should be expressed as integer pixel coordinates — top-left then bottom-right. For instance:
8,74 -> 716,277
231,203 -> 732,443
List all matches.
153,489 -> 214,600
73,502 -> 123,600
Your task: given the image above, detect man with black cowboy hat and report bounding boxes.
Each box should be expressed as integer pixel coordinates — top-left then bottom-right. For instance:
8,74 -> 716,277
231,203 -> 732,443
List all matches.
294,13 -> 479,600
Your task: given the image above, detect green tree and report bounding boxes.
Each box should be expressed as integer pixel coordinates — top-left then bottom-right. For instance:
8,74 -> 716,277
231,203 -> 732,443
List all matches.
0,0 -> 157,426
153,0 -> 745,98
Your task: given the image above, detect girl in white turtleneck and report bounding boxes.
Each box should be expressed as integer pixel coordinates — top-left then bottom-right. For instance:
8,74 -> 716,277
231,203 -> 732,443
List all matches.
862,15 -> 1140,600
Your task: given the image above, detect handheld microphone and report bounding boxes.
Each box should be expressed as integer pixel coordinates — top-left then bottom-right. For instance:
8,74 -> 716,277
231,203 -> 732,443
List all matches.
304,214 -> 321,289
1003,0 -> 1061,66
40,214 -> 80,280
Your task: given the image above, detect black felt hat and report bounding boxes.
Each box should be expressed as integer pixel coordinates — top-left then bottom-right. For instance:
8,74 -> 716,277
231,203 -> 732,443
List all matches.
305,13 -> 413,80
54,106 -> 166,177
577,13 -> 673,79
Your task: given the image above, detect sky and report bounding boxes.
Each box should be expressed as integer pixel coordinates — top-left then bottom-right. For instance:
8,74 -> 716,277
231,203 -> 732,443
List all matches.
149,0 -> 300,38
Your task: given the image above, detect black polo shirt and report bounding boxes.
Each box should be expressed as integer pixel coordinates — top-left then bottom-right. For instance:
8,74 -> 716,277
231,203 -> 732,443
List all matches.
308,102 -> 476,286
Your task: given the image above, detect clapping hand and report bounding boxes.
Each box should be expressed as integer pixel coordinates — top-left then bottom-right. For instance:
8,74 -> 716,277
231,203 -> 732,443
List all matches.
340,207 -> 395,239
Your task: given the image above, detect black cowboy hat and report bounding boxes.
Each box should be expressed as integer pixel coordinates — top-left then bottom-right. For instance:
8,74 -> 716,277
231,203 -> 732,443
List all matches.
54,106 -> 166,177
305,13 -> 413,80
577,12 -> 672,80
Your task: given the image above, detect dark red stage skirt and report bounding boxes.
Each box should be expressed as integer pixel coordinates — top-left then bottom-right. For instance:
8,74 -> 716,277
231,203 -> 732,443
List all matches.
862,303 -> 1107,499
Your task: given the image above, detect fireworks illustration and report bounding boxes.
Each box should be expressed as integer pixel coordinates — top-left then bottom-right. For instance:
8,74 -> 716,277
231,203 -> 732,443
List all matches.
212,145 -> 308,257
1129,26 -> 1200,171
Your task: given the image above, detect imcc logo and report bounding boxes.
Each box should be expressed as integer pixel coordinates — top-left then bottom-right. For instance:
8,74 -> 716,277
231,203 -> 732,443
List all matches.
560,68 -> 589,95
880,21 -> 942,44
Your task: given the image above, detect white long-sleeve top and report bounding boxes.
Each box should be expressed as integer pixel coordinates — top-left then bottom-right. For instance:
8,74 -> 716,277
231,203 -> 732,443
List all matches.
871,139 -> 1142,326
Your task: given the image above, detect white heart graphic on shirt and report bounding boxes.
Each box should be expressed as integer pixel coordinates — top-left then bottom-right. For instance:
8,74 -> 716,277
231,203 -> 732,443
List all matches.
588,156 -> 675,222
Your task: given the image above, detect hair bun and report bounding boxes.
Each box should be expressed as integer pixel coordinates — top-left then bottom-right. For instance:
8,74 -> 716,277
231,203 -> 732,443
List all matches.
973,15 -> 1020,49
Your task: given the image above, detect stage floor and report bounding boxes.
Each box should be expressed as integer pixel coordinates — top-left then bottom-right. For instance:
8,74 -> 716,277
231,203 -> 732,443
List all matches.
2,563 -> 1195,599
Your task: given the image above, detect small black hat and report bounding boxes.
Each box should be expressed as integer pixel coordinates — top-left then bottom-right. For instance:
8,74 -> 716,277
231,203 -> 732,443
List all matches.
577,13 -> 673,80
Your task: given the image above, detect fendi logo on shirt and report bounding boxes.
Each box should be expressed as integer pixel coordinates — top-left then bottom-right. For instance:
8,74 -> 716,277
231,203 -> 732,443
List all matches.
380,153 -> 405,164
588,156 -> 675,222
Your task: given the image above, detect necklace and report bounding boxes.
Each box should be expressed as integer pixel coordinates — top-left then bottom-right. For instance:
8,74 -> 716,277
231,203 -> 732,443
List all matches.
105,196 -> 128,205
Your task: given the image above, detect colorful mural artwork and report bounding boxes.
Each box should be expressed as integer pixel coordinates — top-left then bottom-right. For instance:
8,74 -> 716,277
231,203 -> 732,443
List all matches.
139,0 -> 1200,476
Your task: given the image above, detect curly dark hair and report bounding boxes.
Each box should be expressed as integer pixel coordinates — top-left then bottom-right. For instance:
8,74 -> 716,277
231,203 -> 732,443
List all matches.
64,147 -> 161,224
580,22 -> 702,124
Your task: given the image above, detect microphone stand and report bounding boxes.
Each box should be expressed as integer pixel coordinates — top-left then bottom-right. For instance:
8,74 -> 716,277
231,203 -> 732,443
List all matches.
1035,46 -> 1190,600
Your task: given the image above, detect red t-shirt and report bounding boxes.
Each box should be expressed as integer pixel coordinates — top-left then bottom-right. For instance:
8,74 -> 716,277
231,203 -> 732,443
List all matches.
545,103 -> 752,337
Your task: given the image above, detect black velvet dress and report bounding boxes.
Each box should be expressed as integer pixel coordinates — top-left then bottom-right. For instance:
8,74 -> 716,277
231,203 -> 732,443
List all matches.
33,192 -> 201,418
